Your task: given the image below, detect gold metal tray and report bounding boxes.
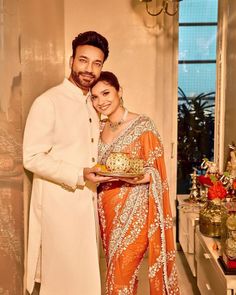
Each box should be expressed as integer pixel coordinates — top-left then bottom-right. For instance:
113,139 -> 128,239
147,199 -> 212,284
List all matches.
97,171 -> 144,178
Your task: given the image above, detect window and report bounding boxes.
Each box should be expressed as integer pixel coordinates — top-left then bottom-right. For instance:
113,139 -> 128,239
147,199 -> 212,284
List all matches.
177,0 -> 218,193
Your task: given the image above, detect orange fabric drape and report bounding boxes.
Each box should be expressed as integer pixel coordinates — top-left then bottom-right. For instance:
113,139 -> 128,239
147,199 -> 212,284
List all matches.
98,115 -> 179,295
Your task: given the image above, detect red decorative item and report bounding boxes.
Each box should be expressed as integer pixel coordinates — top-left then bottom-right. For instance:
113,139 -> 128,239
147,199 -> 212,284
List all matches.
223,253 -> 236,268
198,175 -> 213,187
208,181 -> 227,200
233,179 -> 236,190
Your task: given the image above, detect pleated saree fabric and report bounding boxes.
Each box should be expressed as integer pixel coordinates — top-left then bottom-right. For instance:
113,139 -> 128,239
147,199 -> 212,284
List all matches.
98,115 -> 179,295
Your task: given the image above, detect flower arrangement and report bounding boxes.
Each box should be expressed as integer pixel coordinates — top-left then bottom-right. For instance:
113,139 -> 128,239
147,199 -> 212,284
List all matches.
208,181 -> 227,201
198,159 -> 228,202
198,175 -> 214,187
198,175 -> 227,201
197,158 -> 236,238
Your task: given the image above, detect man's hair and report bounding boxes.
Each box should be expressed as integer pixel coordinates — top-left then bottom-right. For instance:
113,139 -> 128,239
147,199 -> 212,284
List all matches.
92,71 -> 120,91
72,31 -> 109,61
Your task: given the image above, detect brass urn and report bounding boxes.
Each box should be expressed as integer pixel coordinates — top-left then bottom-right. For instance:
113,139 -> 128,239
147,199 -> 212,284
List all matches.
199,198 -> 224,238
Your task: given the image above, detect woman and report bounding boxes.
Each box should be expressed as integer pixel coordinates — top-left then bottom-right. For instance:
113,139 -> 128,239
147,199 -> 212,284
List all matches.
91,71 -> 179,295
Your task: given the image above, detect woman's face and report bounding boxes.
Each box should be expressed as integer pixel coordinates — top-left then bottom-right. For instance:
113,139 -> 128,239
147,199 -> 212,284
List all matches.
91,81 -> 122,116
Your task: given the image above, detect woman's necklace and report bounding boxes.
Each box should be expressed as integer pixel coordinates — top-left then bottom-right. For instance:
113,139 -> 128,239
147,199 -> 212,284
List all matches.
108,108 -> 128,132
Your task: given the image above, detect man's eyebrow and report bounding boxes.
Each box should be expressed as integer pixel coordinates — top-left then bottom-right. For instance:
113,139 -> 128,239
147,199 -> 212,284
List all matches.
78,55 -> 103,63
94,59 -> 103,63
78,55 -> 88,59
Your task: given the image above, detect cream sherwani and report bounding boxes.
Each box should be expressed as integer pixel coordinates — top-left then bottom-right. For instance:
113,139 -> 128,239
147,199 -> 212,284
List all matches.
23,79 -> 101,295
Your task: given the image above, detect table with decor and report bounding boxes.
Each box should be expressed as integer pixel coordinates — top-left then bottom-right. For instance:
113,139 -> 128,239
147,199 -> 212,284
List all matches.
177,156 -> 236,294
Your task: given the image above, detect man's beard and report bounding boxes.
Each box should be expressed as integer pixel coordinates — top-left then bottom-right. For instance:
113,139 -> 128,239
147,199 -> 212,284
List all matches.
71,70 -> 96,90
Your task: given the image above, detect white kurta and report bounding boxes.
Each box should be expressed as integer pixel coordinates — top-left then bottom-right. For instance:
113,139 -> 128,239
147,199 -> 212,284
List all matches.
23,79 -> 101,295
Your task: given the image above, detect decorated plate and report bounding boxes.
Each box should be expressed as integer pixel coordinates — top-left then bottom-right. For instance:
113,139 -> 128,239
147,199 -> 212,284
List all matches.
97,171 -> 144,178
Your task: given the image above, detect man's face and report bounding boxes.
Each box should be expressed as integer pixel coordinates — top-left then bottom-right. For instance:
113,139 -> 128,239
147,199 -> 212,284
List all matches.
69,45 -> 105,94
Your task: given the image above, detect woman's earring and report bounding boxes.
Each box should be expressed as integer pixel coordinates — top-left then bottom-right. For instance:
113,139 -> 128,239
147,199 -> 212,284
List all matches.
120,97 -> 124,106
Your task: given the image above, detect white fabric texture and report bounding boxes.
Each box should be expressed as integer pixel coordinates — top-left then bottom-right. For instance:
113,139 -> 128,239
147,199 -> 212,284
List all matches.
23,79 -> 101,295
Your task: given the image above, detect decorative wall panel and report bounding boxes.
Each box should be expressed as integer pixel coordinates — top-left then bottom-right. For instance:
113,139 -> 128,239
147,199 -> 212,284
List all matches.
0,0 -> 65,294
0,0 -> 24,294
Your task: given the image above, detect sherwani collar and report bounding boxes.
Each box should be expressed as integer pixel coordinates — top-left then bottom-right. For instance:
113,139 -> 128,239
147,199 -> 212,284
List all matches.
63,78 -> 90,102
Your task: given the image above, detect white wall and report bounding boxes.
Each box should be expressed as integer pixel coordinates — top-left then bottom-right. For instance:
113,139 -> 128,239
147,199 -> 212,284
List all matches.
21,0 -> 65,123
223,0 -> 236,163
64,0 -> 179,213
215,0 -> 236,170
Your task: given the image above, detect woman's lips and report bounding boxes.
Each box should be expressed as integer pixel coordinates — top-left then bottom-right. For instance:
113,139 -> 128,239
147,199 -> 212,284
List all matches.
99,104 -> 110,112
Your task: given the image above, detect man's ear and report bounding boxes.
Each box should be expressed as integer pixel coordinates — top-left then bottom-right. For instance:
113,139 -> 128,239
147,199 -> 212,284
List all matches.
69,56 -> 73,69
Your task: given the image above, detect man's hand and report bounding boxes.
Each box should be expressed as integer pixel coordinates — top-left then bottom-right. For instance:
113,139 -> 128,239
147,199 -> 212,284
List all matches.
83,166 -> 115,184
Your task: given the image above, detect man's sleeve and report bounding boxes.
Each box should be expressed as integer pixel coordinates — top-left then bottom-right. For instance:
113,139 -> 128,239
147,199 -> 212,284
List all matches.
23,96 -> 84,190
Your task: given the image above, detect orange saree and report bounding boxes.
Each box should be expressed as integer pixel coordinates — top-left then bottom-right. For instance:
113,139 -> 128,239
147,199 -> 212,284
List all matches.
98,115 -> 179,295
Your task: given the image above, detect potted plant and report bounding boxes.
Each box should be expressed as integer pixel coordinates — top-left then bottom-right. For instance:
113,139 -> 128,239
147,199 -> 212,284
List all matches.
177,87 -> 215,194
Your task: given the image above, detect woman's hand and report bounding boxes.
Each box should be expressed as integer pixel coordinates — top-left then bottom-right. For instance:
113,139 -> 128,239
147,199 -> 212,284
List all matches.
118,173 -> 150,184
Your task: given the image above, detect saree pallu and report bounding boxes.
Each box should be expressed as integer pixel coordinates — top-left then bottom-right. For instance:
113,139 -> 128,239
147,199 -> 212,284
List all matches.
98,115 -> 179,295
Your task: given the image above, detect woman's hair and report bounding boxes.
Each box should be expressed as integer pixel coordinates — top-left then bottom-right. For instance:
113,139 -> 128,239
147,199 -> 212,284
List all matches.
93,71 -> 120,91
72,31 -> 109,61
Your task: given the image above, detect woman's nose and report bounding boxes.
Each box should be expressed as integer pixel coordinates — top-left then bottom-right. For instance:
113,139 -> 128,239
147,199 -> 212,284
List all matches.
98,97 -> 105,106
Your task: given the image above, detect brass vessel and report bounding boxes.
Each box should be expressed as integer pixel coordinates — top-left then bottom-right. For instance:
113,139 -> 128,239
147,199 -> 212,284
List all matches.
199,199 -> 224,237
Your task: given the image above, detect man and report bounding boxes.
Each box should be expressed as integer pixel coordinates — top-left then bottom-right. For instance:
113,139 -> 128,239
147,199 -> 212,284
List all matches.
23,31 -> 110,295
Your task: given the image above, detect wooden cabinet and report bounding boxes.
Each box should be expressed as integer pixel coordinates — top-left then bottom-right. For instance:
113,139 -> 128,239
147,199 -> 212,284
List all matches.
177,195 -> 199,276
195,227 -> 236,295
177,196 -> 236,294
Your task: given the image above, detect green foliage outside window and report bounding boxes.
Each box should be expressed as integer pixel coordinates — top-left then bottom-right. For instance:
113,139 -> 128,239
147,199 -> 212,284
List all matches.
177,87 -> 215,193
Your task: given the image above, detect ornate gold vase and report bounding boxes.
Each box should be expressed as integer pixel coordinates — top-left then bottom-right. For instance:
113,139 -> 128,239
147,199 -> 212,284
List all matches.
129,158 -> 144,174
199,198 -> 224,237
106,152 -> 131,173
